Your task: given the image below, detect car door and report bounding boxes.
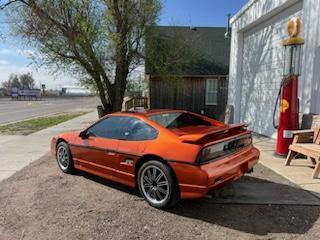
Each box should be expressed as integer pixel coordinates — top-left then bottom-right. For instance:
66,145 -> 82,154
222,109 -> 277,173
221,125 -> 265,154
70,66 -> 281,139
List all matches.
116,117 -> 158,184
71,117 -> 123,177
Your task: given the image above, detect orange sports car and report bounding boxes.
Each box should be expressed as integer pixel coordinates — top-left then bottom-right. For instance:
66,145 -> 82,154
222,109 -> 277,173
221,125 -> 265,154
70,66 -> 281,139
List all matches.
51,109 -> 259,208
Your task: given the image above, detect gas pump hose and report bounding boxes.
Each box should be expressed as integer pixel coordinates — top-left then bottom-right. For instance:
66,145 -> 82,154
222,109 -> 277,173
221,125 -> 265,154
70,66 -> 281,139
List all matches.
273,79 -> 285,129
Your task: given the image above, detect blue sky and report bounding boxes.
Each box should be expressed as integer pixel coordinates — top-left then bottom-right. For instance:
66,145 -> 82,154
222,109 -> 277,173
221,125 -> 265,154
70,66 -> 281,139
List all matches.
160,0 -> 248,26
0,0 -> 248,89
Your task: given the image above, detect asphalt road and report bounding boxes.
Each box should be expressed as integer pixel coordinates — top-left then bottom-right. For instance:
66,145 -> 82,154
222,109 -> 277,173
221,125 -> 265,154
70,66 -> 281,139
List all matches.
0,97 -> 99,125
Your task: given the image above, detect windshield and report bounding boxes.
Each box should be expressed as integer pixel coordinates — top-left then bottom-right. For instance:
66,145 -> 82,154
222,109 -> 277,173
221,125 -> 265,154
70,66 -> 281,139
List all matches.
149,112 -> 211,129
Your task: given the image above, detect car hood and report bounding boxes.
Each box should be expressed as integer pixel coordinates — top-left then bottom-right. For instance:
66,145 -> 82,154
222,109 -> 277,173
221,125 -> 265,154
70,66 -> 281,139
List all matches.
171,123 -> 248,143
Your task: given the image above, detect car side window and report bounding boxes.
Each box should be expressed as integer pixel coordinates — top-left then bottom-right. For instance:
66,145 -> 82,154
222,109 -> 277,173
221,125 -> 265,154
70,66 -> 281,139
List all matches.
87,117 -> 124,139
125,118 -> 158,141
86,116 -> 157,141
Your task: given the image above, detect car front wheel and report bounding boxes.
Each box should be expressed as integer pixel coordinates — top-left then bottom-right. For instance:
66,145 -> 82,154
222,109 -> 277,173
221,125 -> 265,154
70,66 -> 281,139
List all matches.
137,160 -> 179,208
56,141 -> 74,173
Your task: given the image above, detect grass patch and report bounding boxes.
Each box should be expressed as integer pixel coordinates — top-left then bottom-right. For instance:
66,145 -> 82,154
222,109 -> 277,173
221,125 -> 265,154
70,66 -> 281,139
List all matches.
0,112 -> 87,135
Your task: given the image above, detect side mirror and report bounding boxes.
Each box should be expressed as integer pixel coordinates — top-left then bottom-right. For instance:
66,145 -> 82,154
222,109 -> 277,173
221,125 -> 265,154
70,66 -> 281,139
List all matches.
79,131 -> 88,139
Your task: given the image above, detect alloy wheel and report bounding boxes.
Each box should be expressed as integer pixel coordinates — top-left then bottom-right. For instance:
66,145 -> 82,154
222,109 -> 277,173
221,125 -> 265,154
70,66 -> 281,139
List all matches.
57,145 -> 70,171
140,165 -> 170,205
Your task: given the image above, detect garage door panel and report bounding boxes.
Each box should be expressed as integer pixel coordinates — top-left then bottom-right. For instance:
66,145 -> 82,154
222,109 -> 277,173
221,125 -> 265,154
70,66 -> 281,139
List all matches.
240,3 -> 302,137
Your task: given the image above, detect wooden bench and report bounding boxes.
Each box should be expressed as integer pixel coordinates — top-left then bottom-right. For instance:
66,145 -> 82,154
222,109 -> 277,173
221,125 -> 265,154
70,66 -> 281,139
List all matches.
285,128 -> 320,179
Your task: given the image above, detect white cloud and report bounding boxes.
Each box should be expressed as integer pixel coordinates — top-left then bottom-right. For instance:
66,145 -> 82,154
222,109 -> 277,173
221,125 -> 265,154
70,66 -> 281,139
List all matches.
0,64 -> 78,90
0,48 -> 36,57
17,49 -> 36,58
0,47 -> 77,89
0,49 -> 14,55
0,59 -> 9,65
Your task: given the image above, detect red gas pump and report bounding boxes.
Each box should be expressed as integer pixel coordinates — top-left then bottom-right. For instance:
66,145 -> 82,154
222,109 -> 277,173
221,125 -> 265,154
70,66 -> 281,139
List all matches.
275,17 -> 304,156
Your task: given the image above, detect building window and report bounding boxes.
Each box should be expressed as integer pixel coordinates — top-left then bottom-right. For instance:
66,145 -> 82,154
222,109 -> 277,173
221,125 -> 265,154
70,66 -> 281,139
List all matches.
205,79 -> 218,105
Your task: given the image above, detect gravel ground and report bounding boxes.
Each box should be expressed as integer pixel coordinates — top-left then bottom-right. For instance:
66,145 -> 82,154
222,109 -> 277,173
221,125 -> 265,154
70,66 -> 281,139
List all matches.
0,155 -> 320,240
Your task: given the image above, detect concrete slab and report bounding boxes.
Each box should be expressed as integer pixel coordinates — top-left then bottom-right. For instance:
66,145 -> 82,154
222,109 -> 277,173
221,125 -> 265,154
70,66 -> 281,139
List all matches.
253,135 -> 320,199
210,182 -> 320,206
0,170 -> 16,181
0,135 -> 21,144
0,111 -> 97,182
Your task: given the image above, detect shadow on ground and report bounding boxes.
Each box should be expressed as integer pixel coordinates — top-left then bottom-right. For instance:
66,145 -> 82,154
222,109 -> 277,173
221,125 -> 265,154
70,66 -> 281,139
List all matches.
168,198 -> 320,236
76,169 -> 320,236
74,170 -> 139,196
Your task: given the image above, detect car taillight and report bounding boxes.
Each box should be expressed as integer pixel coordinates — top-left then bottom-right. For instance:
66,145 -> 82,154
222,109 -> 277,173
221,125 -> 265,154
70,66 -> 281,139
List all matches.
198,134 -> 252,164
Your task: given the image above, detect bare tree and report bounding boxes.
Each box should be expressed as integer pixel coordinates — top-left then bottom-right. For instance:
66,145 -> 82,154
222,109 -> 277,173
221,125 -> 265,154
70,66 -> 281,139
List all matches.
1,72 -> 35,90
7,74 -> 21,89
19,72 -> 35,89
0,0 -> 161,113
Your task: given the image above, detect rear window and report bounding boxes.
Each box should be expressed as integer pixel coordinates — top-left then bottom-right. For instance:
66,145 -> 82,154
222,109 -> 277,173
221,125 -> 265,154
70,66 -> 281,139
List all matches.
149,112 -> 211,129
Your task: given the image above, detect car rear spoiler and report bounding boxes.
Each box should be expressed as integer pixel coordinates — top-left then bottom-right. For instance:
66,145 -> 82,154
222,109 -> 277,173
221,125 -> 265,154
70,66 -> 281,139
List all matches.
178,123 -> 248,143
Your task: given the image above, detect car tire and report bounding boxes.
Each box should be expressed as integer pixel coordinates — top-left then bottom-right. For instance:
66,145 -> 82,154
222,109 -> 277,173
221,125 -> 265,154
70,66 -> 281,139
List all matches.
56,141 -> 74,173
137,160 -> 180,209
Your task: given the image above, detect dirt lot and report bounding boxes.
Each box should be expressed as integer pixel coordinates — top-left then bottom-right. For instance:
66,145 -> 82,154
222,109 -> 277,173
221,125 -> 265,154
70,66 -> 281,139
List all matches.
0,155 -> 320,240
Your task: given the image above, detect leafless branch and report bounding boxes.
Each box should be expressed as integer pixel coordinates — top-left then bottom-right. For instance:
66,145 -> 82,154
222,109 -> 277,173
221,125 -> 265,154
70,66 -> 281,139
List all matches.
0,0 -> 28,10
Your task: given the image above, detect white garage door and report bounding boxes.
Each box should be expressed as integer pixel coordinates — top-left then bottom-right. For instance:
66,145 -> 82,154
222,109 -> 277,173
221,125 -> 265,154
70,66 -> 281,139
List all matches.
240,1 -> 302,137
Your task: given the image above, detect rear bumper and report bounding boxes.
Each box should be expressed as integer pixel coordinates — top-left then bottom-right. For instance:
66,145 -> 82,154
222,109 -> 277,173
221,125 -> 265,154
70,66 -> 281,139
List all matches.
169,145 -> 260,199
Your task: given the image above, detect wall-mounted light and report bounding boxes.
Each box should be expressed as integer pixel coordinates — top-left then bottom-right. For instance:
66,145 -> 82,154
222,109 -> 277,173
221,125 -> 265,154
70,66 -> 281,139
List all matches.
225,13 -> 231,39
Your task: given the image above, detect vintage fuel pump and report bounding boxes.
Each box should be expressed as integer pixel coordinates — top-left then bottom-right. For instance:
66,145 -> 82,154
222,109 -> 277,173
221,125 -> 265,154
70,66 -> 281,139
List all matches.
274,17 -> 304,156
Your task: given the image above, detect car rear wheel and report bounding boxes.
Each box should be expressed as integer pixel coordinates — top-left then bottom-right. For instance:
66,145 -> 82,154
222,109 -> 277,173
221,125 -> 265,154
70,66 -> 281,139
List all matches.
137,160 -> 179,208
56,142 -> 74,173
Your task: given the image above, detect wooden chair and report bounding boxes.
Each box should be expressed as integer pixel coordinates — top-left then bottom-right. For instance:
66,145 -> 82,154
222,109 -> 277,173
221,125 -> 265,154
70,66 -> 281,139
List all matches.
285,128 -> 320,179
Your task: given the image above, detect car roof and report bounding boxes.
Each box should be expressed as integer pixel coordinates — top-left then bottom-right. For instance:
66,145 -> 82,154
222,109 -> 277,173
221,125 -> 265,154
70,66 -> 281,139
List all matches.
120,109 -> 187,117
